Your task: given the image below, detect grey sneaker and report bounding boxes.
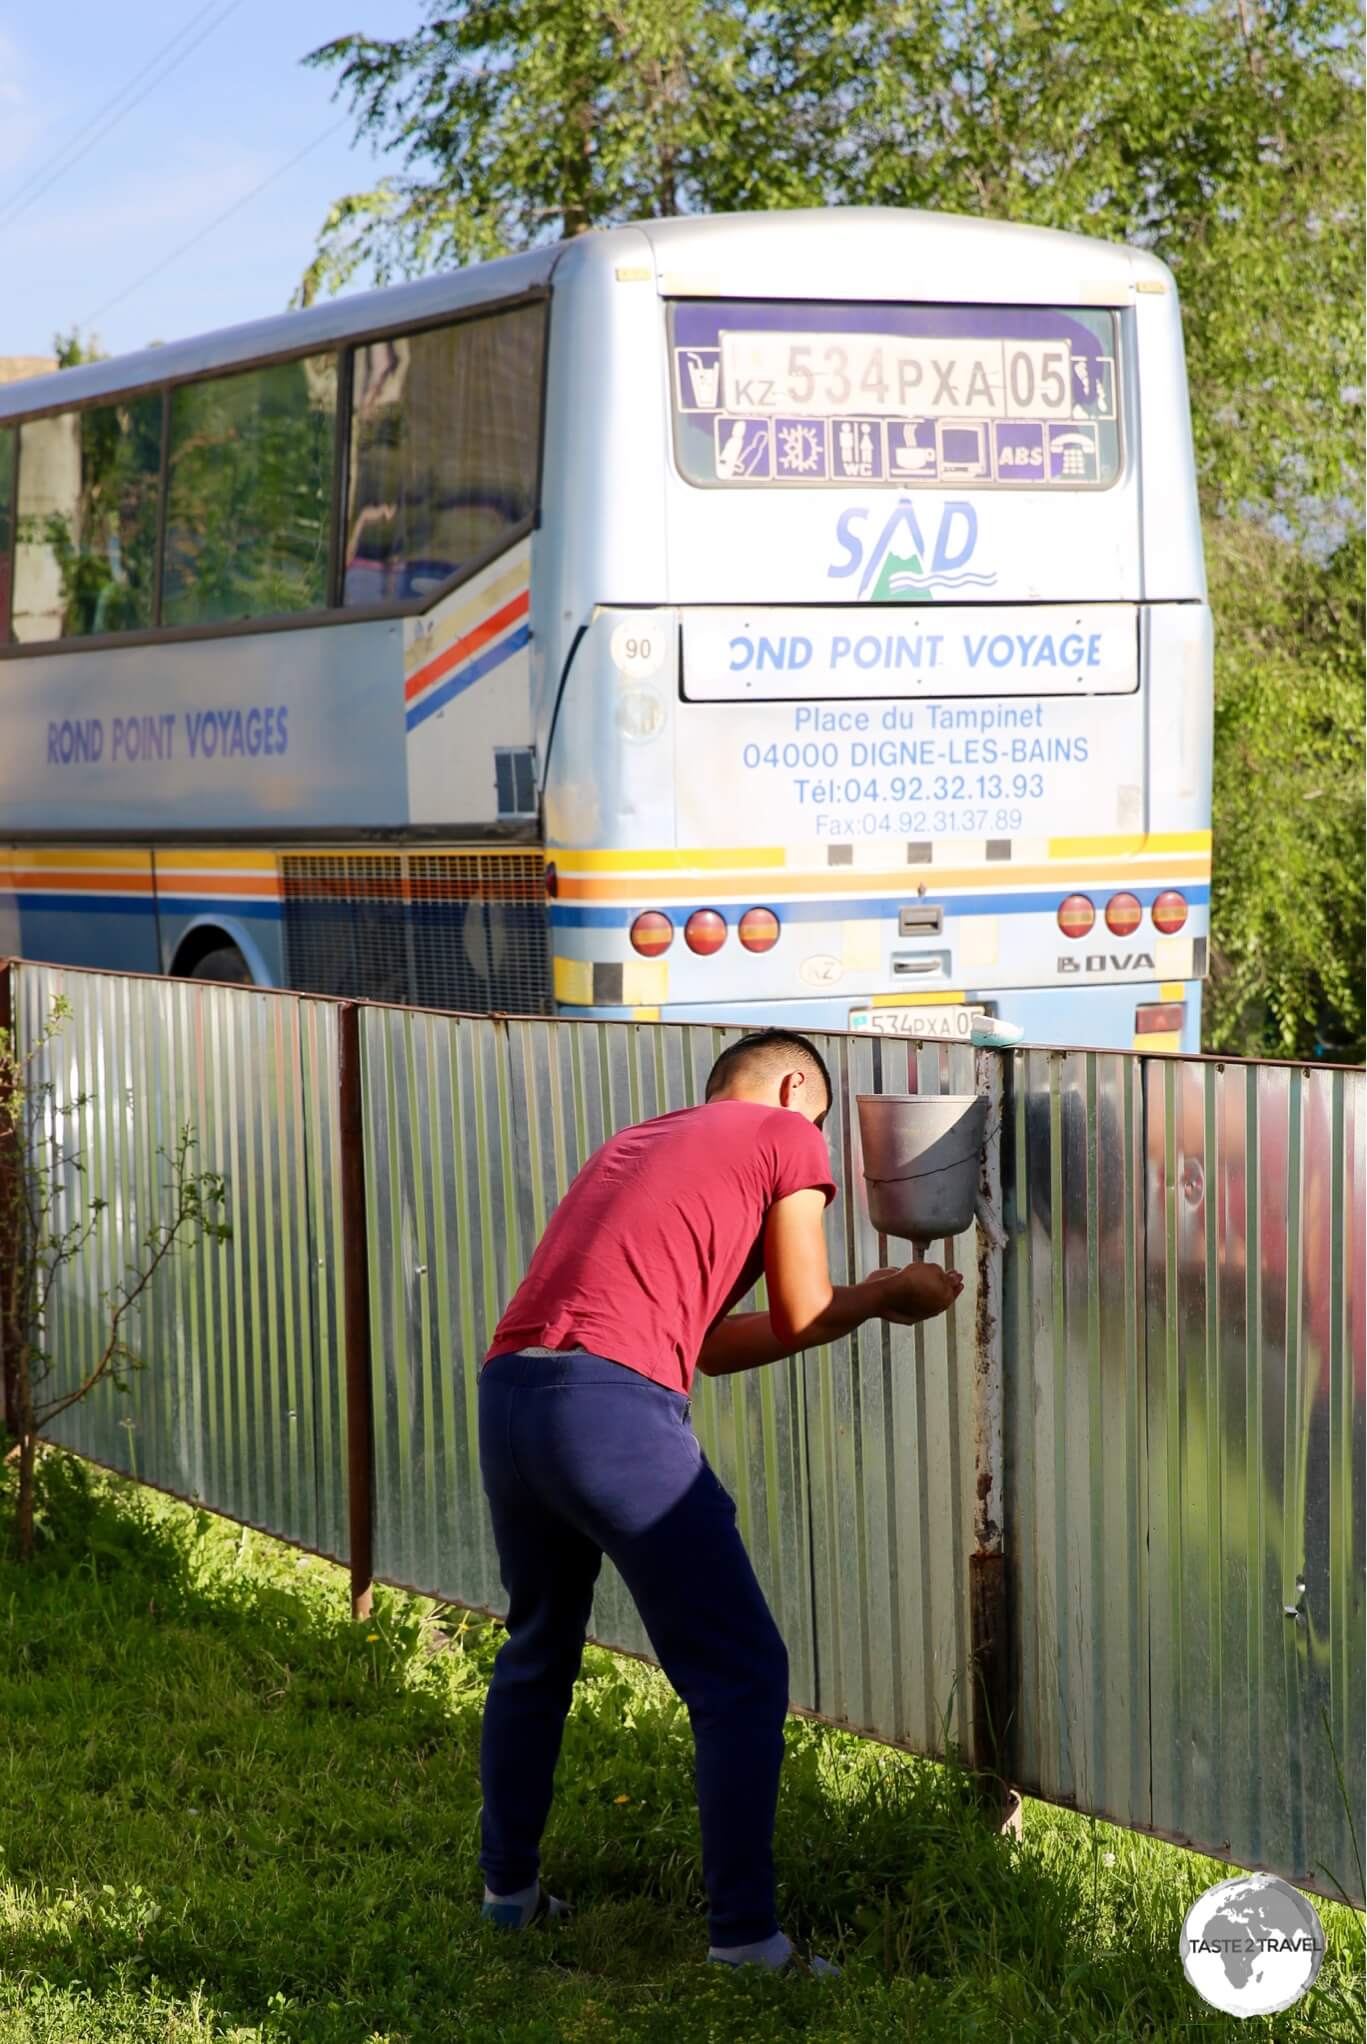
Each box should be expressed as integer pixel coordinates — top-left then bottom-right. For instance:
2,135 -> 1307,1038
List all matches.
708,1936 -> 839,1978
481,1884 -> 572,1931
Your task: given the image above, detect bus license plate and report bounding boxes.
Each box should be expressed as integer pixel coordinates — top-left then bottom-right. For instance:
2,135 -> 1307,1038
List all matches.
848,1005 -> 985,1040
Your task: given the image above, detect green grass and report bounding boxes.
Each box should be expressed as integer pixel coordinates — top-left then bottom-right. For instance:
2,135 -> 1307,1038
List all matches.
0,1449 -> 1361,2044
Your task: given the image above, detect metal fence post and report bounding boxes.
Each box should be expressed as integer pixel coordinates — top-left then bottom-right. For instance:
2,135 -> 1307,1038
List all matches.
970,1045 -> 1016,1829
338,1002 -> 375,1622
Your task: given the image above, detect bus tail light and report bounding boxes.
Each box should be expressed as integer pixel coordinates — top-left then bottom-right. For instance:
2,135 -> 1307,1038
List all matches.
1152,890 -> 1189,934
1058,894 -> 1095,938
1136,1002 -> 1185,1036
738,907 -> 780,953
684,909 -> 728,955
630,911 -> 673,956
1105,892 -> 1142,936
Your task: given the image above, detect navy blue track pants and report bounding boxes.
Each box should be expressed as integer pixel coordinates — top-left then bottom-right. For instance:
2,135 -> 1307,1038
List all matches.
477,1349 -> 790,1946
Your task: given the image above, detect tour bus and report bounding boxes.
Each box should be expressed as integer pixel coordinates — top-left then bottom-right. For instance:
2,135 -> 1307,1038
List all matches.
0,208 -> 1211,1051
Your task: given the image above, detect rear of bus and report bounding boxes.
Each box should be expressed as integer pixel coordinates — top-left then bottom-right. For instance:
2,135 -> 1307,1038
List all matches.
537,210 -> 1211,1053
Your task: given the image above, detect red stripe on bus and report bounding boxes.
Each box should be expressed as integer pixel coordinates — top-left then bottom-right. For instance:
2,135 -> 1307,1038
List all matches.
405,590 -> 530,704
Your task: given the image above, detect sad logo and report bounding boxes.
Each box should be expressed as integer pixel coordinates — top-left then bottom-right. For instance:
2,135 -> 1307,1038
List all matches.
828,498 -> 998,601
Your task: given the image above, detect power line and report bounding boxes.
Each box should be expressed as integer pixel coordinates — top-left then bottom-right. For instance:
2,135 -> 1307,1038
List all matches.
0,0 -> 226,218
0,0 -> 247,236
80,114 -> 352,330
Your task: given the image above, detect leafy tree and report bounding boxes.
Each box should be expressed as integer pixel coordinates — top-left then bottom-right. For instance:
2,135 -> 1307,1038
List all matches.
831,0 -> 1366,1053
1205,525 -> 1364,1057
304,0 -> 1364,1055
53,326 -> 106,371
298,1 -> 864,299
840,1 -> 1363,548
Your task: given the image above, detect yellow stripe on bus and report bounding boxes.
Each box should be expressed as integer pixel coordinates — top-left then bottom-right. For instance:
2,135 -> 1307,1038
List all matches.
156,849 -> 279,872
1,871 -> 154,894
555,847 -> 787,873
12,848 -> 280,875
1047,830 -> 1212,859
869,991 -> 966,1008
551,829 -> 1201,870
8,846 -> 152,871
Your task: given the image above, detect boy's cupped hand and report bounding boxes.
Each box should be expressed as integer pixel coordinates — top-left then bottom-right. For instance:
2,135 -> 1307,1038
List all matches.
866,1262 -> 964,1323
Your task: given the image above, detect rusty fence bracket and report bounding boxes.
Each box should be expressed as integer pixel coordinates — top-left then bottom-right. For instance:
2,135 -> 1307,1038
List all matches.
970,1045 -> 1016,1832
338,1002 -> 375,1622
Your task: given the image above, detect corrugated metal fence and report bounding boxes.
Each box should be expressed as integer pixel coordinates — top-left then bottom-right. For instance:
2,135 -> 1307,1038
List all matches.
8,960 -> 1363,1908
10,967 -> 350,1561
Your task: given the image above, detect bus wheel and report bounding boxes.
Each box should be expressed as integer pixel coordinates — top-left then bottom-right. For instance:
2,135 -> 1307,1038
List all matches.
185,944 -> 253,986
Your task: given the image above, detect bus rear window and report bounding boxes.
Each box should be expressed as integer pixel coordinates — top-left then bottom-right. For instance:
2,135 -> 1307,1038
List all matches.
669,301 -> 1120,490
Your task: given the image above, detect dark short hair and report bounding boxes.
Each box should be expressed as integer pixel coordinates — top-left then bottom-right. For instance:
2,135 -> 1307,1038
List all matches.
705,1029 -> 834,1118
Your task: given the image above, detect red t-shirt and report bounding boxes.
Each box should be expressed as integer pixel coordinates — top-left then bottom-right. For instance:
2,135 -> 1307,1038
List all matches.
486,1100 -> 837,1392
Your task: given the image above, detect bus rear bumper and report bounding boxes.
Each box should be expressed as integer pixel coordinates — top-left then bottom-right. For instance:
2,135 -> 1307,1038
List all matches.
558,981 -> 1204,1055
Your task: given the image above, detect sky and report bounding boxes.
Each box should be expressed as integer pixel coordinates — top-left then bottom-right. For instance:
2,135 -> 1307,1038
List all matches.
0,0 -> 428,366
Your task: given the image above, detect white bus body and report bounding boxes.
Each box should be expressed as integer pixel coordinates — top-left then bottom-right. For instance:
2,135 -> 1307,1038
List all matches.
0,209 -> 1210,1051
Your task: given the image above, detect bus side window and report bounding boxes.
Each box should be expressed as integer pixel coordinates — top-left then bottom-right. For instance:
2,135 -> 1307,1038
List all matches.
343,302 -> 545,607
11,399 -> 161,643
162,354 -> 338,628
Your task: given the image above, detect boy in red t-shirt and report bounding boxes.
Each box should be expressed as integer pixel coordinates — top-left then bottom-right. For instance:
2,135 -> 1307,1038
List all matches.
477,1028 -> 962,1974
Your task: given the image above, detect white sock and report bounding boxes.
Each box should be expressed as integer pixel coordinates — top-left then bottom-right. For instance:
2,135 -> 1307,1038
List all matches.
483,1877 -> 541,1926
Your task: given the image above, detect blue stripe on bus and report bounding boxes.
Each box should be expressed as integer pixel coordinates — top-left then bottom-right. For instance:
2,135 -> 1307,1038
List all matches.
405,623 -> 531,732
5,893 -> 283,920
157,896 -> 283,920
549,884 -> 1211,930
5,893 -> 157,916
